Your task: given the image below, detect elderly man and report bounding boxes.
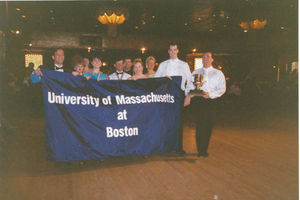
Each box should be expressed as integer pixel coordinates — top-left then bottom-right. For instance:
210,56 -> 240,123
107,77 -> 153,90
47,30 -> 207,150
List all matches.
184,52 -> 226,158
154,42 -> 194,155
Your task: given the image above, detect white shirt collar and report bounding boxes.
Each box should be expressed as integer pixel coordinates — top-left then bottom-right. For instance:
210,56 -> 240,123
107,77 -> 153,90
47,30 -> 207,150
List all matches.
169,58 -> 179,62
55,64 -> 63,68
203,66 -> 213,71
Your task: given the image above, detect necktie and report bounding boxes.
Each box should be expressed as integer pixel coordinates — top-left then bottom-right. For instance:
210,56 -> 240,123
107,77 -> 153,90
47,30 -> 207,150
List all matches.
116,72 -> 123,75
55,66 -> 64,71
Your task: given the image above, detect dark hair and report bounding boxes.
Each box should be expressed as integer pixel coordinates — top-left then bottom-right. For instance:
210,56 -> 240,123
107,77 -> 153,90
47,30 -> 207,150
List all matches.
203,52 -> 215,59
115,57 -> 123,63
53,48 -> 64,55
169,41 -> 179,49
91,56 -> 102,61
124,58 -> 132,61
71,55 -> 83,67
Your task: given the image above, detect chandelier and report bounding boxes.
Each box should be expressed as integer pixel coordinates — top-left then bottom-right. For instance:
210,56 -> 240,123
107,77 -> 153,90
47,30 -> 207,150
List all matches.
98,13 -> 126,25
239,19 -> 267,30
97,7 -> 129,37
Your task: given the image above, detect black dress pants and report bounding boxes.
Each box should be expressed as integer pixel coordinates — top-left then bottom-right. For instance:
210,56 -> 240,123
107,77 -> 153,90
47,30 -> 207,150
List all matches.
177,91 -> 185,151
194,97 -> 218,154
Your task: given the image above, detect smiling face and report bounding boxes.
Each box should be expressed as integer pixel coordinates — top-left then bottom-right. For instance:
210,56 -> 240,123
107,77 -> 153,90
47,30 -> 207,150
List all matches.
168,45 -> 179,60
114,60 -> 124,72
147,59 -> 155,70
202,52 -> 214,68
133,62 -> 143,75
124,59 -> 132,70
52,49 -> 65,66
83,58 -> 90,67
91,57 -> 102,69
74,63 -> 84,74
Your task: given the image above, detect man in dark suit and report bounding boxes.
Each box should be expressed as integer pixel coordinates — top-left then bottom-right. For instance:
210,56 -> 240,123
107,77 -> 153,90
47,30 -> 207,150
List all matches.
33,48 -> 71,79
31,48 -> 73,168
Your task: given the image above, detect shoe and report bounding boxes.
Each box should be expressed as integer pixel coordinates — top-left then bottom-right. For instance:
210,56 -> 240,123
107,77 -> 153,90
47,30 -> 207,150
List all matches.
198,152 -> 209,158
197,153 -> 204,158
176,150 -> 186,155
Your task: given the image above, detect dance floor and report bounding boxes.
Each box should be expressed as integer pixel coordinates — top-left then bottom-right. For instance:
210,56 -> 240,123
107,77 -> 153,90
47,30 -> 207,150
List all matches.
0,102 -> 298,200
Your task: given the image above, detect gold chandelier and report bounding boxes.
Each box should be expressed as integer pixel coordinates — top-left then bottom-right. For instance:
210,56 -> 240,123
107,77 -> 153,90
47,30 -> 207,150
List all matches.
97,7 -> 129,37
98,13 -> 126,25
239,19 -> 267,30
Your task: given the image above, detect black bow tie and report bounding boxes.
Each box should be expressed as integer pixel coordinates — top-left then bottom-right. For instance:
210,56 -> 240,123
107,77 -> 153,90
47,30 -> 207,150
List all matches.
55,66 -> 64,70
116,72 -> 123,75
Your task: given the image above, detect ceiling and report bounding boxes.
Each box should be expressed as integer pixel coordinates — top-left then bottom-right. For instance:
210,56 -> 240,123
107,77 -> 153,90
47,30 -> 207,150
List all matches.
2,0 -> 298,36
0,0 -> 298,55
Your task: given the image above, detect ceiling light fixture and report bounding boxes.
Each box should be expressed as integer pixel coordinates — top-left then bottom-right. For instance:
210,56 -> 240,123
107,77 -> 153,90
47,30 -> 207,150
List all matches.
97,7 -> 129,37
239,19 -> 267,30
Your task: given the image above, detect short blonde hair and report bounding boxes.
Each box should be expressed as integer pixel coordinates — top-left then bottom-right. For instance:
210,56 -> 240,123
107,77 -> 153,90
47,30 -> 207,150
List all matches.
133,58 -> 144,67
145,56 -> 156,64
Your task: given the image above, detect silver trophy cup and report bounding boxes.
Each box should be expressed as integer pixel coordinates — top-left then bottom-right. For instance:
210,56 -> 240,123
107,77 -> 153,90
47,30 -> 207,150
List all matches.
189,74 -> 205,96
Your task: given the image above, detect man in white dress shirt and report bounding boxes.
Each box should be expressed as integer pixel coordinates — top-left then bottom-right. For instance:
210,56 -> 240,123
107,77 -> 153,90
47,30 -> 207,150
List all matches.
154,42 -> 194,155
184,52 -> 226,158
109,58 -> 131,80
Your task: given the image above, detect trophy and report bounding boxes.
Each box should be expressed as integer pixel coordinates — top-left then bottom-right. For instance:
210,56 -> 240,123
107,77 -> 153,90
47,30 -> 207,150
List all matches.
189,74 -> 206,96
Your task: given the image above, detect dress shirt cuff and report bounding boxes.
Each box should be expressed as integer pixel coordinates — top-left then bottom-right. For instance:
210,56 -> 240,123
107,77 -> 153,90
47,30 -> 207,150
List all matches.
185,85 -> 195,96
209,92 -> 215,99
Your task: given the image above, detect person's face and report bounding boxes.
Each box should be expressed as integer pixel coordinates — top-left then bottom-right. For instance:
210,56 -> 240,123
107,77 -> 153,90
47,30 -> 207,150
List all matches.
168,45 -> 179,60
114,60 -> 124,71
83,58 -> 89,67
147,59 -> 155,70
202,52 -> 214,68
91,58 -> 102,69
133,62 -> 143,75
74,63 -> 84,74
52,49 -> 65,65
28,63 -> 34,69
124,59 -> 132,68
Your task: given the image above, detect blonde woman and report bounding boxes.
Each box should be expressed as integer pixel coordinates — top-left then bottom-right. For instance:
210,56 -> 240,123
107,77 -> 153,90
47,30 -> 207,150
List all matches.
145,56 -> 156,78
128,58 -> 148,80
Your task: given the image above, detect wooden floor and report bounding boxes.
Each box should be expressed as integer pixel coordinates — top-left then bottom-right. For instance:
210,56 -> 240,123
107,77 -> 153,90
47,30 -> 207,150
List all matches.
0,105 -> 298,200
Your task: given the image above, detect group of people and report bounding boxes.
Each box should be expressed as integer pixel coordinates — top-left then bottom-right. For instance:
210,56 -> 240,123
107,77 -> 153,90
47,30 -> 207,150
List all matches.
31,42 -> 226,159
32,48 -> 157,82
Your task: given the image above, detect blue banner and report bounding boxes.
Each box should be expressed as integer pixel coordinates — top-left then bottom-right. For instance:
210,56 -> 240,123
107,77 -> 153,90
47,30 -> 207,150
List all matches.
41,69 -> 182,162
